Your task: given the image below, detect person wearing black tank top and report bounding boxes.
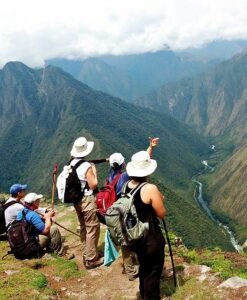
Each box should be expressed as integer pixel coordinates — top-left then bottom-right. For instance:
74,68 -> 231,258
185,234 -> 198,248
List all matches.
126,151 -> 166,300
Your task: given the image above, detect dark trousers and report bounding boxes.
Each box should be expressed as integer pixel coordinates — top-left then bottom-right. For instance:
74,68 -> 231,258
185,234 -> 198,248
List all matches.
135,231 -> 165,300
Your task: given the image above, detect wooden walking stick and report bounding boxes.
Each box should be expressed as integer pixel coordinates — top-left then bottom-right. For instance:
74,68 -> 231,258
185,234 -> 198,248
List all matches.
51,164 -> 58,210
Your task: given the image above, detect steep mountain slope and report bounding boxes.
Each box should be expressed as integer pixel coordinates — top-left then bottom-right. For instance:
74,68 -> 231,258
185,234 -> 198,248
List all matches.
0,61 -> 234,250
136,52 -> 247,241
48,49 -> 216,102
206,144 -> 247,242
136,50 -> 247,145
77,57 -> 140,101
0,62 -> 210,192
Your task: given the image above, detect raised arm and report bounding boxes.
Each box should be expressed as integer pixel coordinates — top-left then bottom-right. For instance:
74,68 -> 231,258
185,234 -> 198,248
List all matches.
146,137 -> 160,158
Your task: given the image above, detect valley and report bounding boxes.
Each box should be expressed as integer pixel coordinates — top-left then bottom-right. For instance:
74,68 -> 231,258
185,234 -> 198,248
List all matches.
0,42 -> 246,252
193,161 -> 241,252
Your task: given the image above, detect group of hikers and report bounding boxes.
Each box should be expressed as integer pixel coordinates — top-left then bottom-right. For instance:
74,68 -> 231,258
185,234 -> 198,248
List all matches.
4,136 -> 167,300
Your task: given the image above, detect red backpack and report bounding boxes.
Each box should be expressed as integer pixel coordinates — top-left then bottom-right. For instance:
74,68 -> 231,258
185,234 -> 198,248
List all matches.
96,173 -> 122,218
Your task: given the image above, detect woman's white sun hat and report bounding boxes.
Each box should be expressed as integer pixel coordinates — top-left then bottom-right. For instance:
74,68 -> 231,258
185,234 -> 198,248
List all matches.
109,153 -> 125,167
126,151 -> 157,177
70,137 -> 94,158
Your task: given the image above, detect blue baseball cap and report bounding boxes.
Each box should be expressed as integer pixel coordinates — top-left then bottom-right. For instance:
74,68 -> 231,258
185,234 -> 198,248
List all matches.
9,183 -> 28,195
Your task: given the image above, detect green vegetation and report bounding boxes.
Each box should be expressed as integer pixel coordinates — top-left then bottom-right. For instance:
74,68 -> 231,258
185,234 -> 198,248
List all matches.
1,61 -> 226,249
0,241 -> 84,299
202,141 -> 247,242
170,277 -> 219,300
179,248 -> 247,280
0,62 -> 209,196
154,178 -> 234,251
0,262 -> 54,299
45,256 -> 87,279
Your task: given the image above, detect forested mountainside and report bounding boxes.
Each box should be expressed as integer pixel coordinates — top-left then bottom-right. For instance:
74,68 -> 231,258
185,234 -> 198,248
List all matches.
48,49 -> 216,102
136,51 -> 247,243
136,50 -> 247,145
205,144 -> 247,243
0,61 -> 210,193
0,61 -> 234,249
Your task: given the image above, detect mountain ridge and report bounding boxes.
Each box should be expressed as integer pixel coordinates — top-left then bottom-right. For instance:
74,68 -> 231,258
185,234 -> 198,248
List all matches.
0,61 -> 235,249
136,50 -> 247,145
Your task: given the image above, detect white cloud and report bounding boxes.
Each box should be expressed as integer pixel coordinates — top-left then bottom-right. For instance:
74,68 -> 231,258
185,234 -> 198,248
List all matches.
0,0 -> 247,67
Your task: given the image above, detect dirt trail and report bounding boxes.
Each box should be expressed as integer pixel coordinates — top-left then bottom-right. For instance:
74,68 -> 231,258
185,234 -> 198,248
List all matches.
45,207 -> 247,300
51,208 -> 139,299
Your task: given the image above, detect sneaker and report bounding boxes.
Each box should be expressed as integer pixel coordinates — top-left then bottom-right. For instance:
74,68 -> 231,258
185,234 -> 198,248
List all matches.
85,256 -> 104,269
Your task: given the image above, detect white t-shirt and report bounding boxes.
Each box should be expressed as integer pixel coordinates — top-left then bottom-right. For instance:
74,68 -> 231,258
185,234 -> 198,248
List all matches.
4,198 -> 47,227
4,198 -> 23,227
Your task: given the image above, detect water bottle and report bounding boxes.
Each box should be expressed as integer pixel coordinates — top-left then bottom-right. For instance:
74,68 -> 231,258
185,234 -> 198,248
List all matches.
126,213 -> 137,229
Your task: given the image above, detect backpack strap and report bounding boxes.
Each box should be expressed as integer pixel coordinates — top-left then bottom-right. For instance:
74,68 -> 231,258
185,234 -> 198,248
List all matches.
122,181 -> 147,210
21,208 -> 29,220
70,159 -> 89,194
70,159 -> 85,170
110,173 -> 122,188
129,182 -> 147,198
3,200 -> 17,211
121,180 -> 129,194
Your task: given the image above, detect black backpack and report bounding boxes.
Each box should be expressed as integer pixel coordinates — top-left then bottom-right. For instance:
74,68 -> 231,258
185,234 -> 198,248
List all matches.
7,209 -> 43,259
65,159 -> 85,203
0,200 -> 17,234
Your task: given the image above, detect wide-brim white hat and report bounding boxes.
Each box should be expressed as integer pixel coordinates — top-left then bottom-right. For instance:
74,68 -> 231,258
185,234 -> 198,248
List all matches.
24,193 -> 43,204
70,137 -> 94,158
126,151 -> 157,177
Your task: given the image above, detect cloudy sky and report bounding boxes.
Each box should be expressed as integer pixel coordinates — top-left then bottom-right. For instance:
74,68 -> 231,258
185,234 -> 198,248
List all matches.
0,0 -> 247,68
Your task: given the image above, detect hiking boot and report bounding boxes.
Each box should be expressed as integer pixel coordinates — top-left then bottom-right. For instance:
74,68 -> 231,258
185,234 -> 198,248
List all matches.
128,273 -> 139,281
84,256 -> 104,269
64,253 -> 75,260
58,249 -> 75,260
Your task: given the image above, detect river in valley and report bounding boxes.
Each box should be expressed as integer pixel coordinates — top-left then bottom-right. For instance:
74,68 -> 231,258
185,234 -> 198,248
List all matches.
193,160 -> 242,252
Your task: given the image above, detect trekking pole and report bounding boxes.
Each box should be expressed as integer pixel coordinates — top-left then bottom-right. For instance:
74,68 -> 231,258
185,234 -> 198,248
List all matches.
36,210 -> 81,238
51,164 -> 58,210
53,220 -> 81,238
162,219 -> 177,288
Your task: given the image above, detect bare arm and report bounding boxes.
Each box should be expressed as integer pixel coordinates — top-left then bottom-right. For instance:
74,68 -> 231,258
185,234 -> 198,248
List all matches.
141,184 -> 166,219
146,137 -> 160,158
86,164 -> 98,190
42,210 -> 55,235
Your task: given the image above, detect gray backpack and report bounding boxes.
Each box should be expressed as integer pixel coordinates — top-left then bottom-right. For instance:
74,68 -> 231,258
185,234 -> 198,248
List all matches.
104,182 -> 149,247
